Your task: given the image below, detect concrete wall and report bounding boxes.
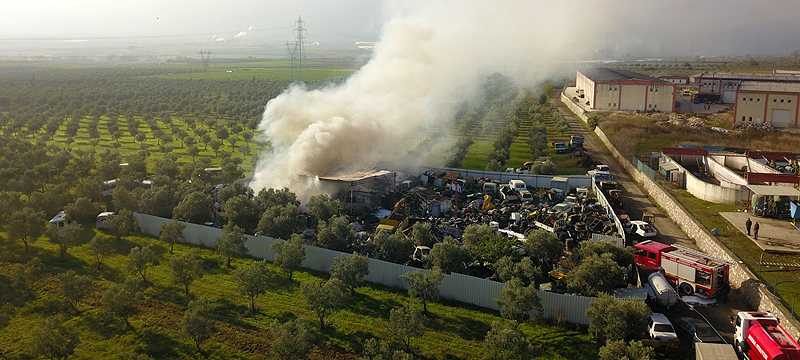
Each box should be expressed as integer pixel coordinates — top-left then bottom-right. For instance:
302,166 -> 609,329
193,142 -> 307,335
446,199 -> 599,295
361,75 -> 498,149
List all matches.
134,212 -> 598,325
561,95 -> 800,339
663,156 -> 748,204
707,156 -> 748,188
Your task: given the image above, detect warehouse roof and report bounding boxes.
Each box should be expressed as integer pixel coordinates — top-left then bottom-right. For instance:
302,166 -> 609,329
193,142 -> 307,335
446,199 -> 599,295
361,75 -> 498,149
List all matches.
579,68 -> 664,83
318,170 -> 393,182
695,73 -> 800,83
746,185 -> 800,197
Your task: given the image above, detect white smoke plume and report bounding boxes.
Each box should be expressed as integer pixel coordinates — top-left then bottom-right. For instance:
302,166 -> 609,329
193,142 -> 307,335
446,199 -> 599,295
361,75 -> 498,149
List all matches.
250,0 -> 778,196
250,1 -> 602,196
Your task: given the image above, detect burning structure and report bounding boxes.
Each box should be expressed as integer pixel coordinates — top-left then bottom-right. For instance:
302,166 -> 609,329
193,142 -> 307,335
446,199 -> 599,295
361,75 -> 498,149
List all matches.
317,170 -> 396,210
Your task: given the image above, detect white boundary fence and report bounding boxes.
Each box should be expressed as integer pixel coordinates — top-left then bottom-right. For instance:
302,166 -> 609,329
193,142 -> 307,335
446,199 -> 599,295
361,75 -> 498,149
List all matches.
134,212 -> 596,325
424,167 -> 592,191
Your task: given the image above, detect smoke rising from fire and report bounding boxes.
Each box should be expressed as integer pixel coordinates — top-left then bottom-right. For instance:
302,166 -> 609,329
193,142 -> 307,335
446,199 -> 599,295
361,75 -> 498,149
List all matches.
249,0 -> 799,196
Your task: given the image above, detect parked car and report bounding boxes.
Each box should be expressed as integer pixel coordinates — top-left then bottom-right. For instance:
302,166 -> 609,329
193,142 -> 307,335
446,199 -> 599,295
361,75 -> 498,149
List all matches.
570,135 -> 584,149
498,185 -> 519,202
412,246 -> 431,263
553,142 -> 570,154
509,179 -> 527,191
518,189 -> 534,202
677,317 -> 725,344
649,313 -> 679,342
96,211 -> 115,231
629,220 -> 658,239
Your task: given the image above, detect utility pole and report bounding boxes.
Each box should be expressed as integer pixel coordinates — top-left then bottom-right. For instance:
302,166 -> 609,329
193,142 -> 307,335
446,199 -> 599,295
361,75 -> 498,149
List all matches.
199,49 -> 211,72
285,17 -> 306,82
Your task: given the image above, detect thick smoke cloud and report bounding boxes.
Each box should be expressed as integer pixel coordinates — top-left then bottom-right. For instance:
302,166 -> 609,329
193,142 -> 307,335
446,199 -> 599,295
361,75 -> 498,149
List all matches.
249,0 -> 800,196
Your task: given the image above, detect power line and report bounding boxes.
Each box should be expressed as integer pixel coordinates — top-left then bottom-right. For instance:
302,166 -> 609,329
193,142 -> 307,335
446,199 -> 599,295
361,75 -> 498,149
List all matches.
199,49 -> 211,71
285,17 -> 306,82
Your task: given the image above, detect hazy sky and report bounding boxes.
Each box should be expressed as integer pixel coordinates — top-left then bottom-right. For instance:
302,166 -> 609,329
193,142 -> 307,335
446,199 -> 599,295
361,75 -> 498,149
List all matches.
1,0 -> 385,42
4,0 -> 800,56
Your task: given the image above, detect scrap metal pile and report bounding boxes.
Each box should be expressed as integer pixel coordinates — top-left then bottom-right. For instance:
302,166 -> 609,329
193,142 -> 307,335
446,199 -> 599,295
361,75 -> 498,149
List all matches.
380,170 -> 620,245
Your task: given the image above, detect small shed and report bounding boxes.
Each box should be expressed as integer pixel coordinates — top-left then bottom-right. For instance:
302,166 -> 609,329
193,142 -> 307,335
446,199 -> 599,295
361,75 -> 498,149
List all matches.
746,185 -> 800,218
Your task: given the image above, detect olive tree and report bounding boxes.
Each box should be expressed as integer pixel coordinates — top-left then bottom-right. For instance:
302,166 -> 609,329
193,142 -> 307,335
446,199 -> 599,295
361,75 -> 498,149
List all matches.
268,319 -> 316,360
59,270 -> 93,312
32,316 -> 80,360
272,234 -> 305,281
159,220 -> 186,254
429,236 -> 468,273
233,261 -> 273,313
402,267 -> 443,313
88,234 -> 115,269
497,278 -> 541,322
171,252 -> 203,297
7,207 -> 45,254
218,223 -> 247,267
482,321 -> 532,360
387,305 -> 424,352
301,278 -> 348,330
183,298 -> 215,352
587,294 -> 651,342
330,254 -> 369,295
47,222 -> 84,258
128,245 -> 160,283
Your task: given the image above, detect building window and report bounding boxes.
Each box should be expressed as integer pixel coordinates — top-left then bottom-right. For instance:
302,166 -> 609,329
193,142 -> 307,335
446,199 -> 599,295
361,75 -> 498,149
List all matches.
742,116 -> 746,121
757,98 -> 760,102
781,99 -> 785,103
789,99 -> 793,103
749,117 -> 753,121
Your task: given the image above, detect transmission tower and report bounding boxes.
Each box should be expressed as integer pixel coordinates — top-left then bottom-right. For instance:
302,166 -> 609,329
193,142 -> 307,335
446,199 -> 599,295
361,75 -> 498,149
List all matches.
285,17 -> 306,82
199,49 -> 212,72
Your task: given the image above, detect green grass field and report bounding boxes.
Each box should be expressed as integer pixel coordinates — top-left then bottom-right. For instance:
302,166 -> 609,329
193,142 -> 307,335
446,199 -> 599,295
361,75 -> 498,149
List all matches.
0,231 -> 597,359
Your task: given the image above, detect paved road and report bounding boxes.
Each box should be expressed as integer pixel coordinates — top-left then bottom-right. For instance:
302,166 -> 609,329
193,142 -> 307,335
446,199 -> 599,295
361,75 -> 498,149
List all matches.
553,98 -> 695,249
554,94 -> 752,345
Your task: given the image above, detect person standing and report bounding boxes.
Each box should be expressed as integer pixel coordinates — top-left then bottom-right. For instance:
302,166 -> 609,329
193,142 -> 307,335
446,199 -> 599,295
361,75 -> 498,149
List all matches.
754,222 -> 760,240
745,217 -> 752,236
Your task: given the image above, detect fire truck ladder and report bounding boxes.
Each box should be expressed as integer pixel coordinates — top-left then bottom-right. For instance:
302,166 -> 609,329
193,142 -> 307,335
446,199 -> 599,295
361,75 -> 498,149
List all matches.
760,251 -> 800,269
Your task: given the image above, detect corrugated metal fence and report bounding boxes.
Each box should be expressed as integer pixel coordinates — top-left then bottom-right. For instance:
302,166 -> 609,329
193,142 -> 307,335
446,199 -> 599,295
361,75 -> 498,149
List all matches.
134,213 -> 595,324
424,167 -> 592,191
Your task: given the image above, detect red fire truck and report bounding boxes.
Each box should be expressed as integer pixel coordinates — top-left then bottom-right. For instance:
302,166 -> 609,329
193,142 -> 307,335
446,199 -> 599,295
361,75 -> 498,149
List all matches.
633,240 -> 730,298
735,311 -> 800,360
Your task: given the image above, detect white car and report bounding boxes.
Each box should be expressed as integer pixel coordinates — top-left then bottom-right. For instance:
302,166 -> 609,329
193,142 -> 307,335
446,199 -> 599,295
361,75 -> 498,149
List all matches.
630,220 -> 658,238
648,313 -> 678,342
509,180 -> 527,191
518,189 -> 534,202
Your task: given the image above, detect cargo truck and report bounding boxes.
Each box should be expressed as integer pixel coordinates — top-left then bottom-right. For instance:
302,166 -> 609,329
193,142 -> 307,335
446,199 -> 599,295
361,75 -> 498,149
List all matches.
634,240 -> 730,298
734,311 -> 800,360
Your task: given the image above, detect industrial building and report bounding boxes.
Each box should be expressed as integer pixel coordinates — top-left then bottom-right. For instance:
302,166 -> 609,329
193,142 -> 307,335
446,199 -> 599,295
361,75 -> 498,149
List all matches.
693,72 -> 800,99
734,82 -> 800,128
575,68 -> 675,112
